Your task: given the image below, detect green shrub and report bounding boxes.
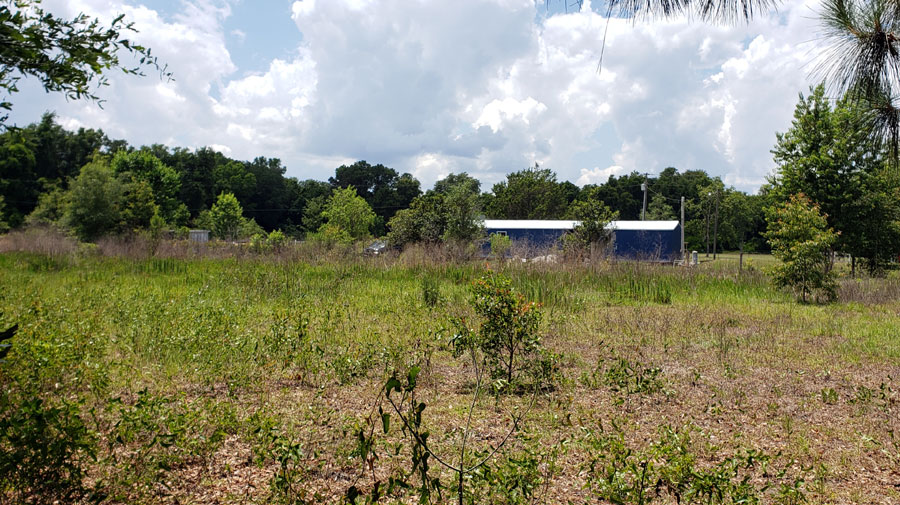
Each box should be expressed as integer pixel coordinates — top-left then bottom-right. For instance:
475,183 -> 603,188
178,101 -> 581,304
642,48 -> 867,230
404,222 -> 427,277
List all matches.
268,229 -> 288,250
764,194 -> 838,303
0,394 -> 96,503
489,233 -> 512,259
452,273 -> 546,391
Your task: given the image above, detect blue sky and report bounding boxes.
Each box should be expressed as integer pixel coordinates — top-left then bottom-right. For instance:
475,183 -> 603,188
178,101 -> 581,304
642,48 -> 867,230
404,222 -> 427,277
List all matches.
11,0 -> 824,192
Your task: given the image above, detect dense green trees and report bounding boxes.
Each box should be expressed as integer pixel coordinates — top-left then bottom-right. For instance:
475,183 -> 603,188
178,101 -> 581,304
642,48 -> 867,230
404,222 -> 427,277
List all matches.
15,112 -> 894,263
328,160 -> 421,233
319,187 -> 377,242
111,150 -> 185,225
1,112 -> 779,252
488,164 -> 568,219
770,85 -> 900,273
564,190 -> 618,255
386,173 -> 484,248
209,192 -> 244,241
61,157 -> 124,241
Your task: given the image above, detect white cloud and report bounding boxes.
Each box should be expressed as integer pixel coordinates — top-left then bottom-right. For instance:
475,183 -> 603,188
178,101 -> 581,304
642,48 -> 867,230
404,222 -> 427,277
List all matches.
11,0 -> 825,192
577,165 -> 625,185
474,97 -> 548,132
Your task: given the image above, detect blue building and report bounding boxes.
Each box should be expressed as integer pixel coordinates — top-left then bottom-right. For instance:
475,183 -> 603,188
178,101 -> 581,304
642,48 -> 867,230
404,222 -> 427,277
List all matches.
483,219 -> 682,261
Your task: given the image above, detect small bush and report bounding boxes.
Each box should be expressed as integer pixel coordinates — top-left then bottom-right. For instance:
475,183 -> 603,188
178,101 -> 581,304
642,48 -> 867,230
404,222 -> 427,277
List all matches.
0,394 -> 96,503
452,273 -> 549,391
490,233 -> 512,259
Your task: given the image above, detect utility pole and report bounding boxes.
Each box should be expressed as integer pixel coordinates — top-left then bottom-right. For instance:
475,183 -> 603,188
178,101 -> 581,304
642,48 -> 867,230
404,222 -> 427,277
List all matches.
705,192 -> 710,257
641,174 -> 648,221
680,196 -> 685,263
712,189 -> 720,260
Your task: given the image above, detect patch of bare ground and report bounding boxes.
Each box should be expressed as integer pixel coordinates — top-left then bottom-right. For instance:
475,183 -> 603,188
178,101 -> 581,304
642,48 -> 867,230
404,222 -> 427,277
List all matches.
136,350 -> 898,503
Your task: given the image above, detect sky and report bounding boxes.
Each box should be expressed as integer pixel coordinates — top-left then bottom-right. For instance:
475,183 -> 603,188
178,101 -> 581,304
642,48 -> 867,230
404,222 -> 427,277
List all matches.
10,0 -> 829,193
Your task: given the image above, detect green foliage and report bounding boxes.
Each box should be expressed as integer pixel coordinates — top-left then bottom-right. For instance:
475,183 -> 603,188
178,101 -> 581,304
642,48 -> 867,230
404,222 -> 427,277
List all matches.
0,394 -> 96,503
111,150 -> 181,221
387,175 -> 484,248
0,195 -> 8,233
645,193 -> 676,220
442,181 -> 484,243
564,192 -> 618,254
329,160 -> 421,230
320,186 -> 376,241
466,446 -> 547,505
609,273 -> 674,304
309,222 -> 353,246
209,191 -> 243,240
105,391 -> 236,497
488,163 -> 568,219
386,193 -> 447,248
490,233 -> 512,258
120,178 -> 157,231
62,156 -> 124,241
582,424 -> 806,505
213,160 -> 256,202
764,194 -> 838,303
581,345 -> 665,396
148,208 -> 166,238
268,229 -> 287,247
771,85 -> 900,268
421,276 -> 441,308
25,185 -> 67,227
452,273 -> 546,390
0,0 -> 170,123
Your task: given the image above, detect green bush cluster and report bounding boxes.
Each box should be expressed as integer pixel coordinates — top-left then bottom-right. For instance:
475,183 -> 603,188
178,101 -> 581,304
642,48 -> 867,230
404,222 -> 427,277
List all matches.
582,424 -> 808,505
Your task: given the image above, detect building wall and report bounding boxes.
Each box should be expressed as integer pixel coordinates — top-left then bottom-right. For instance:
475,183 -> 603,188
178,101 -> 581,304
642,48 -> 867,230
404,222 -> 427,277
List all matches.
612,226 -> 681,261
484,222 -> 682,260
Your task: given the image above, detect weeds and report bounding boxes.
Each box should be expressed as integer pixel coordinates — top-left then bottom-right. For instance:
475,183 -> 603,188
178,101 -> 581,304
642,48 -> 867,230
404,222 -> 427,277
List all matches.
582,346 -> 665,397
0,251 -> 898,502
581,423 -> 807,505
422,275 -> 441,308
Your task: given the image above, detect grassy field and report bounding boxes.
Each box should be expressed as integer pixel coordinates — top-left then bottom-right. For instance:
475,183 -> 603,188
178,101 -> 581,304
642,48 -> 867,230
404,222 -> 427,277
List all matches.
1,245 -> 899,504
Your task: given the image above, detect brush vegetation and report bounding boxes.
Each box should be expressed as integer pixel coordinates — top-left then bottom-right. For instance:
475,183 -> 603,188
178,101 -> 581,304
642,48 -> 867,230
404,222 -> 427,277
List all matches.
0,239 -> 899,503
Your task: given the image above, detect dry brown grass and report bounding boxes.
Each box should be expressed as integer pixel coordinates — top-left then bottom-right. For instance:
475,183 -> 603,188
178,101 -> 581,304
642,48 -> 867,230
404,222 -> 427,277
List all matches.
0,227 -> 79,256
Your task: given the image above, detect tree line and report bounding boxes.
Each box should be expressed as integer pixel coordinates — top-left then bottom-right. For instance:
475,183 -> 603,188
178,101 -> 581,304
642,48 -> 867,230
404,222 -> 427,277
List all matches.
2,92 -> 900,271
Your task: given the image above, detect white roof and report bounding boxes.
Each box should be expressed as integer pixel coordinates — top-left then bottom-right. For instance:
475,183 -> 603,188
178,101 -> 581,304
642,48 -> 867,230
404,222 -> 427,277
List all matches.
484,219 -> 679,231
483,220 -> 579,230
610,220 -> 680,231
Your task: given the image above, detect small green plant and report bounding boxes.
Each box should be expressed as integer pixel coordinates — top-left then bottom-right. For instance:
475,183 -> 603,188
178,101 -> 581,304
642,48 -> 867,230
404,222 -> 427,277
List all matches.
250,233 -> 270,253
850,385 -> 874,405
603,358 -> 664,395
451,273 -> 548,391
268,229 -> 288,250
820,387 -> 839,405
421,276 -> 441,308
582,347 -> 665,396
105,390 -> 233,497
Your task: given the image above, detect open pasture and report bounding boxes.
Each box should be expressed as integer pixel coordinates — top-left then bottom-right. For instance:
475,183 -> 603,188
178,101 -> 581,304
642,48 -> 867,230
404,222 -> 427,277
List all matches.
1,250 -> 898,504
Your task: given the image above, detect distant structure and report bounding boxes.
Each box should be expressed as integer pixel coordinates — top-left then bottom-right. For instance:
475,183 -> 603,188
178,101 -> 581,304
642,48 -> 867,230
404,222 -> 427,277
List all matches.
189,229 -> 210,243
483,220 -> 682,261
